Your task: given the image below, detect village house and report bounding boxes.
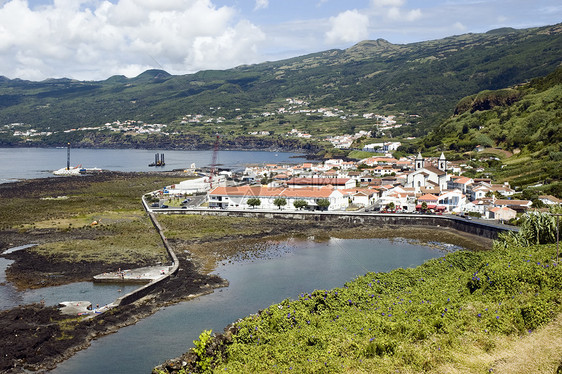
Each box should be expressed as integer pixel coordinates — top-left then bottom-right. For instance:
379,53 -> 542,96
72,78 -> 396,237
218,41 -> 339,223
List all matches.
488,207 -> 517,222
286,177 -> 356,190
493,199 -> 532,213
447,176 -> 473,193
437,189 -> 467,213
207,186 -> 348,211
341,188 -> 380,208
538,195 -> 561,206
464,199 -> 494,216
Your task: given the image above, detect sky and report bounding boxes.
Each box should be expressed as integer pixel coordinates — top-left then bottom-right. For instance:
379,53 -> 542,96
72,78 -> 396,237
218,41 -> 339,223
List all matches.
0,0 -> 560,81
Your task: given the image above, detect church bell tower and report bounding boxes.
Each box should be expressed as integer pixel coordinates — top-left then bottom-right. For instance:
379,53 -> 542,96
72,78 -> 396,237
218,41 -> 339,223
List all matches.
415,152 -> 425,171
438,152 -> 447,172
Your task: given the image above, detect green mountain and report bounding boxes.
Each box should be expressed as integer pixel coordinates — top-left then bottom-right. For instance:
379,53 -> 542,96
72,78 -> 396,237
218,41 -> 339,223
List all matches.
0,23 -> 561,144
422,66 -> 561,195
425,66 -> 562,152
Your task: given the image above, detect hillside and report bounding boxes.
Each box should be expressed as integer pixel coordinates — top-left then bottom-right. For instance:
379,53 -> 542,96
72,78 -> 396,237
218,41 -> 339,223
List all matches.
422,66 -> 561,195
0,23 -> 561,147
157,239 -> 562,373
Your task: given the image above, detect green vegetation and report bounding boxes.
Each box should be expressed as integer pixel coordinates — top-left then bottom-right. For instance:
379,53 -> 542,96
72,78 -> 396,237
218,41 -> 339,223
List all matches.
346,150 -> 377,160
157,214 -> 269,241
32,218 -> 168,265
0,173 -> 183,264
426,66 -> 562,153
273,198 -> 287,210
421,66 -> 562,193
175,210 -> 562,373
192,330 -> 214,373
495,208 -> 561,249
293,200 -> 308,210
247,198 -> 261,209
1,24 -> 561,148
317,199 -> 330,210
184,238 -> 562,373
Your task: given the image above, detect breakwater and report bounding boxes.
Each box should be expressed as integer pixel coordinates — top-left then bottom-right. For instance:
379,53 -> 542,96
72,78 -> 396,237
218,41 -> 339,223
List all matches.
156,209 -> 516,240
104,200 -> 180,308
108,207 -> 515,309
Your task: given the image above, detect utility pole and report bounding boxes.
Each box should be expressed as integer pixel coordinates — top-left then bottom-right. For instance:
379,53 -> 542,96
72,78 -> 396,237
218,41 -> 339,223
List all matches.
554,214 -> 561,263
66,142 -> 70,170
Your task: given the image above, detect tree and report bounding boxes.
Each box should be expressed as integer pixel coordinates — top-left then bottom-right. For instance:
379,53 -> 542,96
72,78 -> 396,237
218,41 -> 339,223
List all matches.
293,199 -> 308,210
317,199 -> 330,211
494,209 -> 558,249
274,198 -> 287,210
247,198 -> 261,209
387,202 -> 395,212
421,201 -> 428,212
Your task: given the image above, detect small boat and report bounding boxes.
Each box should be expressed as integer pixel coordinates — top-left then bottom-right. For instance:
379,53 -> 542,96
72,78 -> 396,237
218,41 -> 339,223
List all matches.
53,165 -> 85,175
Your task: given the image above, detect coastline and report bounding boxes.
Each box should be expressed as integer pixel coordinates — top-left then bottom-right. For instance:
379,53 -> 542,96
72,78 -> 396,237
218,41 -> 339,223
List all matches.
0,226 -> 490,373
0,174 -> 493,372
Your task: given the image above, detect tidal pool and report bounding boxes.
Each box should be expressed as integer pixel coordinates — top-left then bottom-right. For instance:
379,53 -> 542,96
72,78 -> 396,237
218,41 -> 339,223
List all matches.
52,237 -> 452,373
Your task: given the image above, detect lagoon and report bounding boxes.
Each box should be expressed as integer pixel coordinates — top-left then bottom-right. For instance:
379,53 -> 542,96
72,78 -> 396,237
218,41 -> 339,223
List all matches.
51,237 -> 449,373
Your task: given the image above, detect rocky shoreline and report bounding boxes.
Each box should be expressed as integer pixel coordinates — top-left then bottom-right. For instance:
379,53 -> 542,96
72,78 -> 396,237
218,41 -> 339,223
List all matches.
0,174 -> 493,373
0,242 -> 227,373
0,224 -> 491,373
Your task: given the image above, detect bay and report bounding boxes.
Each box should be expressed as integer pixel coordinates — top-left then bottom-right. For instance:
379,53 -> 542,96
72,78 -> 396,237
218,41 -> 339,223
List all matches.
0,148 -> 302,183
52,237 -> 446,373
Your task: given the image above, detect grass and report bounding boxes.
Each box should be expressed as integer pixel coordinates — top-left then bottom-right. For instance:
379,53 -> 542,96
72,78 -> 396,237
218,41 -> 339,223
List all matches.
31,217 -> 169,264
0,173 -> 185,264
23,210 -> 144,230
188,243 -> 562,373
158,214 -> 270,241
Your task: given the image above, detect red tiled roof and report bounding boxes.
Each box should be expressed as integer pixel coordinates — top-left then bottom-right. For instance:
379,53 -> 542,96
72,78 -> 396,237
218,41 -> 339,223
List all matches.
209,186 -> 338,199
287,177 -> 351,186
418,194 -> 439,202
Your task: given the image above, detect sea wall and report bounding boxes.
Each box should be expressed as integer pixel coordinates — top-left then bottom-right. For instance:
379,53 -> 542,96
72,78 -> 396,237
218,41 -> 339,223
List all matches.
110,199 -> 180,307
158,209 -> 516,240
111,207 -> 516,307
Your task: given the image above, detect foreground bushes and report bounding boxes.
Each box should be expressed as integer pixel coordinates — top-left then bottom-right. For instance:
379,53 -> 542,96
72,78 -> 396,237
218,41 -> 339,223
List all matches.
187,242 -> 561,373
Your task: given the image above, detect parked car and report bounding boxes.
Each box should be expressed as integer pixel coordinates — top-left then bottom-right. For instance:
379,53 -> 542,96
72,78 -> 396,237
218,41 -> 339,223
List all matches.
160,204 -> 168,208
151,203 -> 159,207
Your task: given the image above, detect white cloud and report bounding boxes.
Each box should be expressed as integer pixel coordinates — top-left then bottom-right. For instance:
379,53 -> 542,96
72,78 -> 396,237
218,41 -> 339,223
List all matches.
404,8 -> 422,21
325,9 -> 370,44
0,0 -> 266,80
497,15 -> 507,23
254,0 -> 268,11
453,21 -> 467,31
372,0 -> 404,7
372,0 -> 422,22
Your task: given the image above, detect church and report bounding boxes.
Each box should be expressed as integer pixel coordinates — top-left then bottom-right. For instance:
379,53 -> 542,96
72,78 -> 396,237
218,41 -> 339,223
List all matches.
407,152 -> 449,193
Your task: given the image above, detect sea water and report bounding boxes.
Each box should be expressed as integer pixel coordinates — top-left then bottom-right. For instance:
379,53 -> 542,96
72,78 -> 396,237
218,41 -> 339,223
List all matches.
52,237 -> 448,374
0,148 -> 302,183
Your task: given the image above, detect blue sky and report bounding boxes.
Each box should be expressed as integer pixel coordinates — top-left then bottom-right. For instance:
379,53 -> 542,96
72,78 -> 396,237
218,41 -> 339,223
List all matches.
0,0 -> 561,80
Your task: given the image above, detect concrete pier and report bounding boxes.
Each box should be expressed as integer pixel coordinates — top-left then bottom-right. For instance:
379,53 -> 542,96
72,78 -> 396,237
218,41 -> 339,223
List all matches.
93,266 -> 173,283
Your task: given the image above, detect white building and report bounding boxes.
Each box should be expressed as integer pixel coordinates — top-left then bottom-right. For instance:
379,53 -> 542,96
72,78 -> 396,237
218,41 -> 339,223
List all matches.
207,186 -> 348,211
406,152 -> 449,192
437,190 -> 467,213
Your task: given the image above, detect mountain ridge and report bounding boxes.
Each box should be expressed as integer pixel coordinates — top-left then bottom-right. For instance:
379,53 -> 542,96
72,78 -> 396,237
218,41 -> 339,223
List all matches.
0,23 -> 561,141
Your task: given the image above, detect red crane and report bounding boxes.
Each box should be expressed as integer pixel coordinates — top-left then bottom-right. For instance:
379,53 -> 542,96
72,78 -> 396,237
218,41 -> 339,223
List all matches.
209,134 -> 220,189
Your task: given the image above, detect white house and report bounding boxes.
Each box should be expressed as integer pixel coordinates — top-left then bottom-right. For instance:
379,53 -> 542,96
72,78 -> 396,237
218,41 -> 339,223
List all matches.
165,176 -> 224,195
437,190 -> 467,213
539,195 -> 561,206
208,186 -> 348,211
342,188 -> 379,208
488,207 -> 517,221
286,177 -> 356,190
447,176 -> 473,193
